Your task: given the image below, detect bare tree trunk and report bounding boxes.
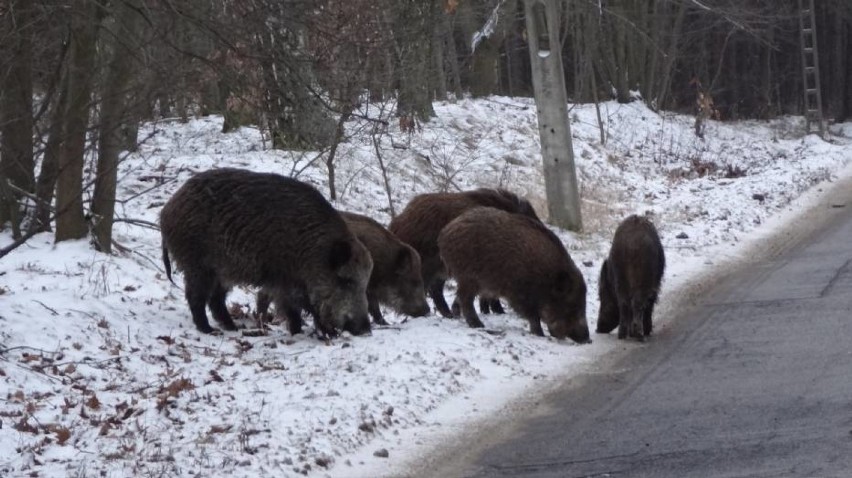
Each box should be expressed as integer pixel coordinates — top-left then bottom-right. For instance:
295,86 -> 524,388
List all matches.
524,0 -> 582,231
613,10 -> 630,103
828,11 -> 847,120
644,0 -> 662,106
372,127 -> 395,219
846,29 -> 852,122
91,0 -> 142,253
655,1 -> 687,111
325,112 -> 350,201
394,0 -> 437,122
120,93 -> 144,153
444,14 -> 463,99
433,17 -> 448,101
55,0 -> 101,242
758,29 -> 775,119
470,36 -> 501,97
33,71 -> 70,233
0,0 -> 35,232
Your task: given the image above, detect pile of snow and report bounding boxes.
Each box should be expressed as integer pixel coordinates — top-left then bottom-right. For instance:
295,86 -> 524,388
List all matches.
1,98 -> 850,477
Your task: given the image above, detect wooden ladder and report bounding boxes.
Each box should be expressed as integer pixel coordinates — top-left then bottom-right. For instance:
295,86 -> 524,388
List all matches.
798,0 -> 827,138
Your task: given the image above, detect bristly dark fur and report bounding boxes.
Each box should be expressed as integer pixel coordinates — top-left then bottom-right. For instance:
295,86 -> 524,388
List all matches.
159,168 -> 372,335
438,206 -> 589,343
597,215 -> 665,341
389,188 -> 540,318
256,210 -> 430,333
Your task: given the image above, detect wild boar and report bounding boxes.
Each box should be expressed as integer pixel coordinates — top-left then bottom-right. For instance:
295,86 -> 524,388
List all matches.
160,168 -> 373,336
389,188 -> 540,318
257,210 -> 430,333
437,207 -> 589,343
597,215 -> 665,341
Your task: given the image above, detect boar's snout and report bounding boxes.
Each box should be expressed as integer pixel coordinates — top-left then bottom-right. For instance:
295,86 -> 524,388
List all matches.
405,300 -> 431,318
568,322 -> 591,344
343,313 -> 372,336
548,318 -> 591,344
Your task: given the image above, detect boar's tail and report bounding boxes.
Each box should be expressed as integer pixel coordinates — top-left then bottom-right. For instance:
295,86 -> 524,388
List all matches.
162,244 -> 176,285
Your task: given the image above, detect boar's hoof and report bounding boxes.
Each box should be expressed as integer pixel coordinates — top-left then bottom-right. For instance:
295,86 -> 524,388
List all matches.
288,321 -> 303,336
571,332 -> 592,344
451,300 -> 461,317
629,322 -> 644,341
343,316 -> 372,336
408,303 -> 431,318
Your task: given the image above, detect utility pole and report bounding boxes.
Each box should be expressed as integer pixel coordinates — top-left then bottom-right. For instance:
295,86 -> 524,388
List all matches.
523,0 -> 582,231
797,0 -> 827,138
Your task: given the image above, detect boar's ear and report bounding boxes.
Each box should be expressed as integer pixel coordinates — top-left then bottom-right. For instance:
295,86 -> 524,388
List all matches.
394,247 -> 413,272
329,240 -> 352,270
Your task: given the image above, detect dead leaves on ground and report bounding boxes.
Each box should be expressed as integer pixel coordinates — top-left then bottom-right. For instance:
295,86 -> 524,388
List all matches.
156,377 -> 195,412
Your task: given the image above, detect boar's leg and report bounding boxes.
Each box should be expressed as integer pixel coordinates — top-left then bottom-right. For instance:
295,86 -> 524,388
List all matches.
596,260 -> 620,334
184,271 -> 216,334
617,299 -> 632,340
429,279 -> 454,318
256,291 -> 272,324
208,279 -> 238,331
527,316 -> 545,337
451,297 -> 477,316
596,296 -> 619,334
451,298 -> 461,317
456,282 -> 485,329
281,305 -> 304,335
629,299 -> 646,341
314,319 -> 338,339
368,297 -> 388,326
479,297 -> 490,314
642,295 -> 657,336
487,298 -> 505,314
455,296 -> 505,315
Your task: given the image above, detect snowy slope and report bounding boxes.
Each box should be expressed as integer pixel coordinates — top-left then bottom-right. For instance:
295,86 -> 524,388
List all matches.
1,98 -> 850,478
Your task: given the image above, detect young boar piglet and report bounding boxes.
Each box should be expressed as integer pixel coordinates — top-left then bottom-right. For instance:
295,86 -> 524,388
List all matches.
438,207 -> 589,343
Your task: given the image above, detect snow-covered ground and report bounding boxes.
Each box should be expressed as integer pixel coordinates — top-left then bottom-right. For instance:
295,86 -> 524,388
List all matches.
1,98 -> 850,478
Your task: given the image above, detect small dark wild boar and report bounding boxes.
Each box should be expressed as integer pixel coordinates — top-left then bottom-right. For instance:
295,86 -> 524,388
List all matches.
597,215 -> 665,341
438,207 -> 590,343
160,168 -> 373,336
257,211 -> 430,333
389,188 -> 540,318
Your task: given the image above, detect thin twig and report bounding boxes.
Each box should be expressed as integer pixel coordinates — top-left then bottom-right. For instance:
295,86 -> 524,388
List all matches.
33,300 -> 60,316
113,217 -> 161,231
52,356 -> 123,369
0,345 -> 62,357
115,175 -> 178,205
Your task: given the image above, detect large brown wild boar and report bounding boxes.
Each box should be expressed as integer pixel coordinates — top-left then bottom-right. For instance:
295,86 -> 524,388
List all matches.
389,188 -> 540,318
257,211 -> 430,333
597,215 -> 665,341
437,207 -> 589,343
160,168 -> 373,336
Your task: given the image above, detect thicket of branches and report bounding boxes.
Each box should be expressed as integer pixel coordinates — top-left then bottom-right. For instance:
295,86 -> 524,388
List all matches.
1,0 -> 851,255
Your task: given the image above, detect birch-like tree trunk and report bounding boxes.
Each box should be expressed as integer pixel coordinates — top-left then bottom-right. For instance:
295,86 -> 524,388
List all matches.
524,0 -> 581,231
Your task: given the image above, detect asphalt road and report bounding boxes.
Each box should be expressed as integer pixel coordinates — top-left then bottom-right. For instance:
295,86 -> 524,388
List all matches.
427,195 -> 852,478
